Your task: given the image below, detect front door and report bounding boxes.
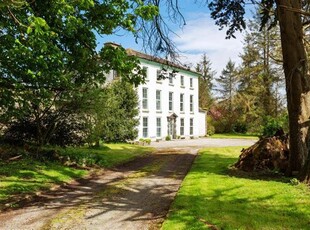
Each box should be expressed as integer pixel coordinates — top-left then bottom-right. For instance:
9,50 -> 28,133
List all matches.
167,113 -> 178,139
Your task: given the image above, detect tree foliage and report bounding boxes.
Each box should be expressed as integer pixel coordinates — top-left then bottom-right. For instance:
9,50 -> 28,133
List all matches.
203,0 -> 310,183
0,0 -> 161,146
196,53 -> 215,110
84,80 -> 139,145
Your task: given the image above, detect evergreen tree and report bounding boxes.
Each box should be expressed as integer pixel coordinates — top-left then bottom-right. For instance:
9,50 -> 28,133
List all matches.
196,53 -> 215,109
236,12 -> 285,132
216,59 -> 238,113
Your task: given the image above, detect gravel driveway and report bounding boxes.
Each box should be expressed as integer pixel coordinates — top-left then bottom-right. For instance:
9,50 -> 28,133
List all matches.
0,138 -> 255,230
150,137 -> 256,148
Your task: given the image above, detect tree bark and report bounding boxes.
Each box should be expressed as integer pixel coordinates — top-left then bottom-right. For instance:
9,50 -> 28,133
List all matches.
276,0 -> 310,179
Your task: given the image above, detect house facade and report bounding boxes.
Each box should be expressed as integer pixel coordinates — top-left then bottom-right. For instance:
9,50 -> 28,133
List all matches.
126,49 -> 206,141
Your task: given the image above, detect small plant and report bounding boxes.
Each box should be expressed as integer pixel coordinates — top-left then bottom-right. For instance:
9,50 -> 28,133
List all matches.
139,138 -> 151,145
290,178 -> 300,186
165,135 -> 171,141
145,139 -> 151,145
207,125 -> 215,136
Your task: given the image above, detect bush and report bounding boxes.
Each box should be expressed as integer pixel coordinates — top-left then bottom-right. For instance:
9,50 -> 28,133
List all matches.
232,121 -> 248,134
139,138 -> 151,145
262,115 -> 288,137
207,125 -> 215,136
165,135 -> 171,141
2,112 -> 86,147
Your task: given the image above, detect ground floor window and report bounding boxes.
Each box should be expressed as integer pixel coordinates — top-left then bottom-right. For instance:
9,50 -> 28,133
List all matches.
156,117 -> 161,137
143,117 -> 148,138
180,118 -> 184,136
190,118 -> 193,135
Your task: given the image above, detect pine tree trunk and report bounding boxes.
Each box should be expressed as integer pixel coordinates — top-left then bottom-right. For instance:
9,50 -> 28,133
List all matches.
276,0 -> 310,179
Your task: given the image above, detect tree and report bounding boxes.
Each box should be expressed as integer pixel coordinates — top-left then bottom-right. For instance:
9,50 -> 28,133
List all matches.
84,80 -> 139,146
196,53 -> 215,109
206,0 -> 310,182
0,1 -> 160,146
216,59 -> 238,112
236,13 -> 285,132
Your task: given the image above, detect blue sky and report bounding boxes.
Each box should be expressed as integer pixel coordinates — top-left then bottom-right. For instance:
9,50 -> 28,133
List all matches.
99,1 -> 247,76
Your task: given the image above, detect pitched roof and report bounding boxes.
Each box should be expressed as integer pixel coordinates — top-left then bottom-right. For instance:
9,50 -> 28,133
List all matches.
104,42 -> 200,76
126,48 -> 200,76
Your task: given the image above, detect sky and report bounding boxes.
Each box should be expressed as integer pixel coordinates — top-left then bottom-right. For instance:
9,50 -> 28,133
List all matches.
99,1 -> 247,77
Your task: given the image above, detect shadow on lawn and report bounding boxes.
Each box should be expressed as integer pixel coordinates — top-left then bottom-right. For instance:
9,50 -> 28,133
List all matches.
165,188 -> 310,229
0,151 -> 197,229
165,152 -> 310,229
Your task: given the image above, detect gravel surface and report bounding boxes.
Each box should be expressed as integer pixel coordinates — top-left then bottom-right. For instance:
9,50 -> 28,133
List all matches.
0,138 -> 255,230
150,137 -> 256,148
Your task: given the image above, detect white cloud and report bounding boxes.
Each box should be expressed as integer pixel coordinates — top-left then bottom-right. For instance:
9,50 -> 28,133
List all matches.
173,13 -> 244,76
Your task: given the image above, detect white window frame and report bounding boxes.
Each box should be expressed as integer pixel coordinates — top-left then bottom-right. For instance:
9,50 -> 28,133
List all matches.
143,117 -> 148,138
190,95 -> 194,112
180,118 -> 184,136
169,92 -> 173,111
156,90 -> 161,111
180,93 -> 184,112
142,88 -> 148,110
190,118 -> 194,135
180,75 -> 184,87
156,117 -> 161,137
156,69 -> 162,81
143,66 -> 148,81
169,73 -> 174,85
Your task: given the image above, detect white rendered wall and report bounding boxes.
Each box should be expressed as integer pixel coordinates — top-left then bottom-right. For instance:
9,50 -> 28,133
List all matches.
136,59 -> 204,140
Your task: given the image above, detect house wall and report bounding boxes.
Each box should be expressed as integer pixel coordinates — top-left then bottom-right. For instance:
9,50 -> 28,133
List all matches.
136,59 -> 204,140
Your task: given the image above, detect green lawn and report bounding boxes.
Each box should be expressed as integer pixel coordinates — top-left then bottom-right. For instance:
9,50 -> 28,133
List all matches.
210,133 -> 259,139
162,146 -> 310,230
0,143 -> 152,209
54,143 -> 153,167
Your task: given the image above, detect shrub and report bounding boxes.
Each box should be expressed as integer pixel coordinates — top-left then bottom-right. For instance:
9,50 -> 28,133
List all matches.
262,115 -> 288,137
2,112 -> 86,147
232,121 -> 248,134
165,135 -> 171,141
207,125 -> 215,136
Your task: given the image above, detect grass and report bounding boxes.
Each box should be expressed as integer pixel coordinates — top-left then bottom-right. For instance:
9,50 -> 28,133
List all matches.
0,143 -> 153,209
54,143 -> 153,167
210,133 -> 259,139
162,146 -> 310,230
0,158 -> 86,208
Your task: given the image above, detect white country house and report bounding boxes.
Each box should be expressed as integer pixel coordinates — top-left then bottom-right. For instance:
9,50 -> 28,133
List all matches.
106,43 -> 206,141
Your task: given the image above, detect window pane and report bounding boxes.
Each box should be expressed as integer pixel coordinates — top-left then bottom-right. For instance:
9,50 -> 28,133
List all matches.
169,92 -> 173,111
157,69 -> 161,80
156,90 -> 161,111
190,118 -> 193,135
143,66 -> 148,80
180,94 -> 184,112
143,117 -> 148,137
169,73 -> 173,84
180,118 -> 184,136
190,95 -> 193,112
156,118 -> 161,137
142,88 -> 148,109
181,75 -> 184,86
